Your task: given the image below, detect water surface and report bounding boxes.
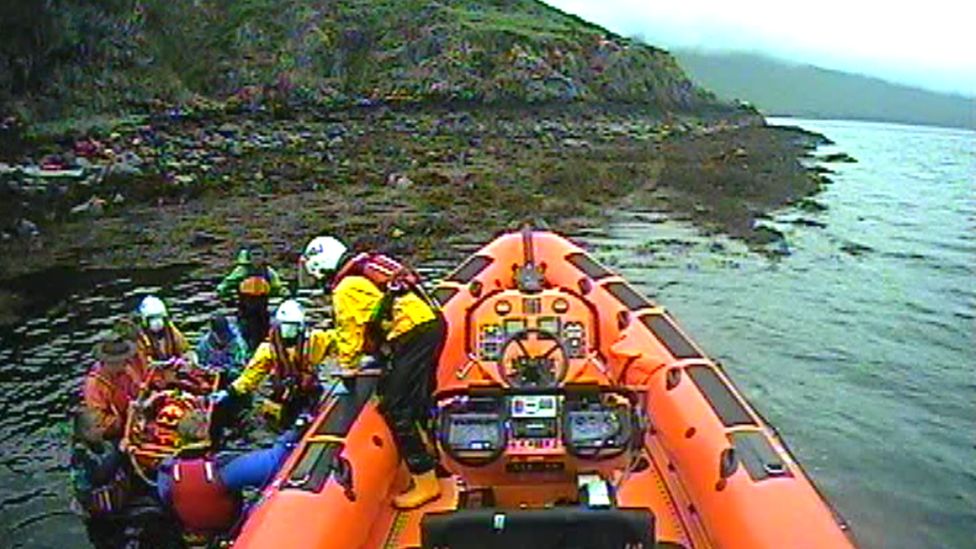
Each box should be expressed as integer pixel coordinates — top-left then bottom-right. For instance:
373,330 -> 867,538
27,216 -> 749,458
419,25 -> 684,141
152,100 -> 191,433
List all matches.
1,118 -> 972,548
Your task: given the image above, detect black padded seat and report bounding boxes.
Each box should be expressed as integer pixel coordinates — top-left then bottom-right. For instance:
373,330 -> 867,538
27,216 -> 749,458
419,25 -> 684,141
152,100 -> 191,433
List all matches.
421,507 -> 655,549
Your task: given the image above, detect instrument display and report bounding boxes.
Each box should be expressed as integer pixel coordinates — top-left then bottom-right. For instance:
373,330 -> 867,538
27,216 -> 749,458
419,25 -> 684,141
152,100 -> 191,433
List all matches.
537,316 -> 560,335
438,391 -> 635,468
445,412 -> 504,454
566,410 -> 621,446
479,324 -> 504,360
510,395 -> 558,419
503,318 -> 527,337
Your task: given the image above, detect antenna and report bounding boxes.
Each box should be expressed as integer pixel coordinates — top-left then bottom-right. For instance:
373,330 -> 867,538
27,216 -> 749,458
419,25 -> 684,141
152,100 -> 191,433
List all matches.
516,224 -> 544,292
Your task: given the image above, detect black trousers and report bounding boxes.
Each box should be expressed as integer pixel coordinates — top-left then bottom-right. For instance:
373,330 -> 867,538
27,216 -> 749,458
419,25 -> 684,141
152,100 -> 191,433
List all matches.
377,316 -> 445,475
237,296 -> 270,351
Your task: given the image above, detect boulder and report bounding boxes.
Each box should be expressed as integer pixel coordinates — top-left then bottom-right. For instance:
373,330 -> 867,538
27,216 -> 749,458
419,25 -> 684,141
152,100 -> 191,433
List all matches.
386,172 -> 414,189
70,196 -> 107,216
190,231 -> 221,248
15,218 -> 39,239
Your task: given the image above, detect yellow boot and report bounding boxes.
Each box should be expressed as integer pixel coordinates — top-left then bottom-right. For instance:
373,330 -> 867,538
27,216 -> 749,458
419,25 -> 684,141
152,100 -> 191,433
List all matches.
393,470 -> 441,509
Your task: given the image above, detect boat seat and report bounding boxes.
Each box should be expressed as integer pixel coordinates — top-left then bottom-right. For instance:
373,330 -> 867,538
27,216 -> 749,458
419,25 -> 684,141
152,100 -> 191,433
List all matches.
421,507 -> 655,549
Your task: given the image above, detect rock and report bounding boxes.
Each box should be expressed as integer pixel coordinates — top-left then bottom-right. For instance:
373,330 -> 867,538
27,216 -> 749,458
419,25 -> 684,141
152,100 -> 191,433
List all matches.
822,152 -> 857,163
840,241 -> 874,256
109,152 -> 143,176
796,198 -> 828,213
15,218 -> 39,239
190,231 -> 221,248
788,218 -> 827,229
217,123 -> 241,137
386,172 -> 414,189
561,138 -> 591,149
113,193 -> 125,204
70,196 -> 107,216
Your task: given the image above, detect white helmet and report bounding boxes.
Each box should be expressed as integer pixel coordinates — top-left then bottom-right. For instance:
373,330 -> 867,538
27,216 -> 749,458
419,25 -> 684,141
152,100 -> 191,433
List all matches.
302,236 -> 347,280
138,295 -> 168,333
274,299 -> 306,340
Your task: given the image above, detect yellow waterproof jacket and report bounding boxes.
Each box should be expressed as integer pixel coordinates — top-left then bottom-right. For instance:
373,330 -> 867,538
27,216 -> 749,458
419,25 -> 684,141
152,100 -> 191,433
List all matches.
325,275 -> 436,368
231,329 -> 333,395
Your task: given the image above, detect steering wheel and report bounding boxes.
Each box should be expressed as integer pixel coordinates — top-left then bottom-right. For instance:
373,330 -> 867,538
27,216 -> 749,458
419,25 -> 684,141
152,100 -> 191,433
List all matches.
497,328 -> 569,388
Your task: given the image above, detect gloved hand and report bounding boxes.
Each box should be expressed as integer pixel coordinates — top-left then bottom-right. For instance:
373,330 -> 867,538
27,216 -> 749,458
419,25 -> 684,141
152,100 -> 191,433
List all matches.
259,399 -> 283,425
209,389 -> 231,405
292,413 -> 313,434
359,354 -> 381,371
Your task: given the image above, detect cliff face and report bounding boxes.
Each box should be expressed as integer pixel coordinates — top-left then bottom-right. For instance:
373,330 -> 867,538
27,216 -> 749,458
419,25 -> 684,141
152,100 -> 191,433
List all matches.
1,0 -> 721,121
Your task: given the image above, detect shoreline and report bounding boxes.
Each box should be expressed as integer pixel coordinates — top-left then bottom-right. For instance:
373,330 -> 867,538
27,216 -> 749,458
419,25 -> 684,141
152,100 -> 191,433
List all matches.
0,104 -> 831,325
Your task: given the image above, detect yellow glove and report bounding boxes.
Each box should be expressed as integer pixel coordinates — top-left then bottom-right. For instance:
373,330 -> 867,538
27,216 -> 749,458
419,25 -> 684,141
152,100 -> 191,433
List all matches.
259,399 -> 283,423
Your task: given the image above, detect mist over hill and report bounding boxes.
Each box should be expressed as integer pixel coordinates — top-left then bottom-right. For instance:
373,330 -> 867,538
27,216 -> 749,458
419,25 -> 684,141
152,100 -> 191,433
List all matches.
674,50 -> 975,130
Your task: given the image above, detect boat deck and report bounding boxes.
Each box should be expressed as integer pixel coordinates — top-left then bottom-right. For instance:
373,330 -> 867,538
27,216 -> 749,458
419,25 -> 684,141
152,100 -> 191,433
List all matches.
371,448 -> 701,549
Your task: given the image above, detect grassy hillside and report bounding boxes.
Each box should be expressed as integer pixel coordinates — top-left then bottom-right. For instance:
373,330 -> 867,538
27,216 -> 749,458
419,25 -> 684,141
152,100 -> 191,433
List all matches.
674,50 -> 975,129
0,0 -> 722,123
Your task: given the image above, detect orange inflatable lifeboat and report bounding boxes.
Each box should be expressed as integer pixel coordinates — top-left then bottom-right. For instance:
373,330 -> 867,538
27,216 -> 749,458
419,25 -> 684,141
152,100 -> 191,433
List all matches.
234,228 -> 855,548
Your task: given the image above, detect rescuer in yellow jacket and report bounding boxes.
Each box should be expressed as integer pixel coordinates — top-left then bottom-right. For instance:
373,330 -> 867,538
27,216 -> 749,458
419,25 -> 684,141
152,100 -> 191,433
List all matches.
302,235 -> 445,509
214,299 -> 332,429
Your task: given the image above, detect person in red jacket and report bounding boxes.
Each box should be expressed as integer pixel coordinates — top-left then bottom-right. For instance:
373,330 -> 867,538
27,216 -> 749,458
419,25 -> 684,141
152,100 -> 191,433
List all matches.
156,412 -> 300,542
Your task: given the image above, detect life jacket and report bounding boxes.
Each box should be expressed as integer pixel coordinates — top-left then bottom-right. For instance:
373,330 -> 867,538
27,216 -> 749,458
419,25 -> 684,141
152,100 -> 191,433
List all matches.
268,329 -> 318,403
83,361 -> 144,437
238,266 -> 272,298
87,466 -> 129,516
139,324 -> 181,361
71,444 -> 130,517
168,457 -> 241,534
330,252 -> 420,293
331,252 -> 433,353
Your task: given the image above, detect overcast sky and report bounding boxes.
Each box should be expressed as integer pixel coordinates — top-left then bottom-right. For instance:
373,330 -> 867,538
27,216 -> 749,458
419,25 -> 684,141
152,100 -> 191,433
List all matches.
545,0 -> 976,97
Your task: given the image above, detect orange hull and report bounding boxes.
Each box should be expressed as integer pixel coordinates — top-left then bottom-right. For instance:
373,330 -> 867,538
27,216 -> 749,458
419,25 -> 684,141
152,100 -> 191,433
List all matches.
234,229 -> 854,548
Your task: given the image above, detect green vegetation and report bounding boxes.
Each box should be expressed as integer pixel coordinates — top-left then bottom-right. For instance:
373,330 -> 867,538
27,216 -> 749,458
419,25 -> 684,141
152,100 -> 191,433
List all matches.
674,50 -> 976,130
0,0 -> 718,124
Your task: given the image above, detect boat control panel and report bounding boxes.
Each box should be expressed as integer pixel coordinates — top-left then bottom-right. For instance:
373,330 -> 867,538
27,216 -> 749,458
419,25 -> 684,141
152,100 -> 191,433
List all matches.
470,289 -> 596,387
437,390 -> 636,469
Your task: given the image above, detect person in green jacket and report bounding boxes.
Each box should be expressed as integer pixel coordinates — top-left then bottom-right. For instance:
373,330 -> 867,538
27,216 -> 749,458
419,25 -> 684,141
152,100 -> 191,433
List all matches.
216,246 -> 290,350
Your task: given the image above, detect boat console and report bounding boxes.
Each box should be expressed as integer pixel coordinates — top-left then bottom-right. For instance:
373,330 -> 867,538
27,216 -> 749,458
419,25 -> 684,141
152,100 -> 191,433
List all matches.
469,288 -> 595,386
438,389 -> 636,469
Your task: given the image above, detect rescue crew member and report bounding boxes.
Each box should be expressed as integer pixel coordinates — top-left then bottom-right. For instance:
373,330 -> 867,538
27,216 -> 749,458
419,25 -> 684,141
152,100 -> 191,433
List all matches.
70,408 -> 130,549
136,295 -> 190,361
156,411 -> 300,541
216,246 -> 290,350
212,300 -> 330,429
301,235 -> 445,509
82,330 -> 147,439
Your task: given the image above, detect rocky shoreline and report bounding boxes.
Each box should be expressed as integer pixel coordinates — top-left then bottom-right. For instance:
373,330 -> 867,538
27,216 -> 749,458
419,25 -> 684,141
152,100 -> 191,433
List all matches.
0,104 -> 831,325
